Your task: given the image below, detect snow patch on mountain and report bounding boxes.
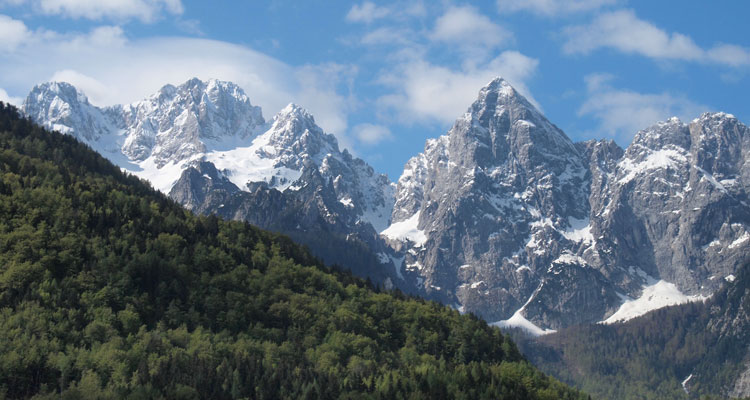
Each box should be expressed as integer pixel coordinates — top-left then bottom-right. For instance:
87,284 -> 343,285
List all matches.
492,283 -> 557,336
561,217 -> 593,243
618,148 -> 689,184
492,310 -> 556,337
602,280 -> 707,324
381,211 -> 427,246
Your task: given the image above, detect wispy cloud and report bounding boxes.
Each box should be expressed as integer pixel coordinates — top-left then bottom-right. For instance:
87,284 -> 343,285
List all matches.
348,3 -> 538,127
361,26 -> 414,46
563,10 -> 750,67
353,123 -> 393,145
497,0 -> 617,16
4,0 -> 183,22
345,1 -> 390,24
0,22 -> 360,149
579,73 -> 708,143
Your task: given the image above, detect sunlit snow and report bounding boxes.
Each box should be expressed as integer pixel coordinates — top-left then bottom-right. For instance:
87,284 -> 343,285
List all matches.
381,212 -> 427,246
603,280 -> 707,324
618,149 -> 688,184
561,217 -> 593,244
491,310 -> 556,337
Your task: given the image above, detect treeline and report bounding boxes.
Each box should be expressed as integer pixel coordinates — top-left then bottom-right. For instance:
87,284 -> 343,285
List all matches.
518,264 -> 750,400
0,102 -> 587,399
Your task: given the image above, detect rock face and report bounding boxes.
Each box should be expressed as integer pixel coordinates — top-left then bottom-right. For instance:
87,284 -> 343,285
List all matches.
385,78 -> 620,326
590,114 -> 750,297
168,105 -> 404,288
385,77 -> 750,330
23,76 -> 750,330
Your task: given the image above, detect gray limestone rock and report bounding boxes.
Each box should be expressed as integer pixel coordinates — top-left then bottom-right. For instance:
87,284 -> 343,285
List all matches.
387,78 -> 750,330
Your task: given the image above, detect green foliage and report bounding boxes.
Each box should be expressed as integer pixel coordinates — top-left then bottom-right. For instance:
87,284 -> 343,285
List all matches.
519,264 -> 750,400
0,102 -> 586,399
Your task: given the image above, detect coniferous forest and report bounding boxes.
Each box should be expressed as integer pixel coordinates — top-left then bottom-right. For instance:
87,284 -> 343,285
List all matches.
516,262 -> 750,400
0,102 -> 587,399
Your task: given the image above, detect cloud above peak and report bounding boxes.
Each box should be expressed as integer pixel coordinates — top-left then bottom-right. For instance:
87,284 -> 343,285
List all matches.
0,24 -> 361,150
579,73 -> 708,143
430,5 -> 512,59
378,51 -> 540,125
0,14 -> 29,51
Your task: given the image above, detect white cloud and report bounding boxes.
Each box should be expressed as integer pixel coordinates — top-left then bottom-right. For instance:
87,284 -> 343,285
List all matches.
346,1 -> 390,24
378,50 -> 540,125
431,5 -> 512,59
563,10 -> 750,67
497,0 -> 617,16
0,26 -> 358,149
10,0 -> 183,22
579,73 -> 708,143
293,62 -> 359,150
0,88 -> 22,106
350,3 -> 537,128
353,123 -> 392,145
49,69 -> 109,103
707,44 -> 750,68
563,10 -> 702,59
0,14 -> 30,51
361,26 -> 413,46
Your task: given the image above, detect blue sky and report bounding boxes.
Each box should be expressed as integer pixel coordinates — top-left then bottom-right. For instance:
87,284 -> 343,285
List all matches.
0,0 -> 748,180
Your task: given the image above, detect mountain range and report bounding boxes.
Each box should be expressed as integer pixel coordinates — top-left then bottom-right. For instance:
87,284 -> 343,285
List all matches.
22,77 -> 750,334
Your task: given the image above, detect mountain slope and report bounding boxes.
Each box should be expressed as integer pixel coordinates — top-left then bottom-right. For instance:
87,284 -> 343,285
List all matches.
168,103 -> 404,289
588,114 -> 750,301
0,102 -> 586,399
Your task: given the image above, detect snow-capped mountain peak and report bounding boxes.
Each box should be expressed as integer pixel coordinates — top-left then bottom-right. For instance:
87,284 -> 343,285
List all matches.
114,78 -> 264,164
262,103 -> 339,165
23,81 -> 114,142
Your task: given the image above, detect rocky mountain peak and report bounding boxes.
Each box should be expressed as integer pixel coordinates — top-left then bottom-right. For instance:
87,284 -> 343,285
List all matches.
689,112 -> 747,177
115,78 -> 264,164
449,77 -> 582,175
262,103 -> 339,165
272,103 -> 319,134
27,81 -> 88,106
468,77 -> 544,130
628,116 -> 690,154
472,77 -> 524,112
23,81 -> 112,142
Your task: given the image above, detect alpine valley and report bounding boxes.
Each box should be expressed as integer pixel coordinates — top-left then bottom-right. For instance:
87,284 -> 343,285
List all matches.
24,76 -> 750,333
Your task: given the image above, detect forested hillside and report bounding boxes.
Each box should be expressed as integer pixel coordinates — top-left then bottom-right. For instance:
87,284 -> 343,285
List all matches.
518,264 -> 750,400
0,102 -> 586,399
